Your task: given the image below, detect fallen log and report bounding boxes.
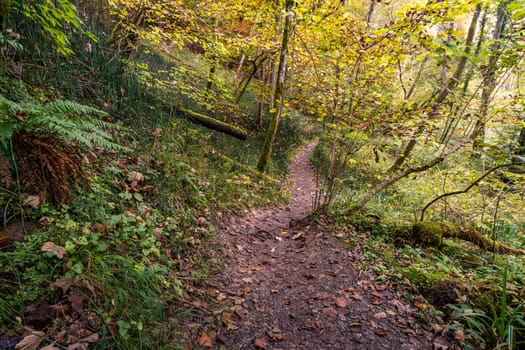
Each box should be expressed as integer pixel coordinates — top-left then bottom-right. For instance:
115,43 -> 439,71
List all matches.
178,107 -> 247,140
392,221 -> 525,255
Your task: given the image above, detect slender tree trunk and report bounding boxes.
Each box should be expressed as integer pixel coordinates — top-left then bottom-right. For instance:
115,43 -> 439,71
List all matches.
388,7 -> 481,173
463,6 -> 487,95
236,12 -> 261,78
256,64 -> 266,128
257,0 -> 294,172
269,10 -> 283,110
517,128 -> 525,155
475,1 -> 509,149
205,62 -> 216,95
235,54 -> 267,104
366,0 -> 376,29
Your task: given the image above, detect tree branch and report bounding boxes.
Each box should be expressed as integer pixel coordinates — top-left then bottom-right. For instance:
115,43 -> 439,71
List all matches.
420,162 -> 525,221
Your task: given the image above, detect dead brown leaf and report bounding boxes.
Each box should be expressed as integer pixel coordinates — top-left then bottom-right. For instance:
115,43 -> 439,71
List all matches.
80,333 -> 99,343
433,335 -> 451,350
41,345 -> 61,350
374,311 -> 387,319
453,330 -> 465,342
322,307 -> 338,317
349,291 -> 362,300
335,298 -> 347,308
41,242 -> 65,259
198,333 -> 213,348
15,331 -> 45,350
51,277 -> 74,294
67,344 -> 87,350
253,338 -> 267,349
128,171 -> 145,182
68,290 -> 87,313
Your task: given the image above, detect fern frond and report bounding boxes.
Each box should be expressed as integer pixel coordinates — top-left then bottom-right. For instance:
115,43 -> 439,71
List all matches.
0,95 -> 25,119
43,99 -> 108,117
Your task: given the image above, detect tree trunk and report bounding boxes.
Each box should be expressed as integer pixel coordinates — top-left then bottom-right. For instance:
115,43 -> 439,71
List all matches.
388,6 -> 482,173
269,10 -> 283,110
178,107 -> 247,140
475,0 -> 509,149
235,53 -> 267,104
517,128 -> 525,155
257,0 -> 294,172
393,222 -> 524,255
256,64 -> 266,128
365,0 -> 376,29
205,62 -> 216,96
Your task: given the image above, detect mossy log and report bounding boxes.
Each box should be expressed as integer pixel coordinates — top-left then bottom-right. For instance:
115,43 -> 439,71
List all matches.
178,107 -> 247,140
394,221 -> 525,255
210,150 -> 280,184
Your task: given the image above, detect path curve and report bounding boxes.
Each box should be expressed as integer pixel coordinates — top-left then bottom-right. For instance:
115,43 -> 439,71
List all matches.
215,142 -> 434,349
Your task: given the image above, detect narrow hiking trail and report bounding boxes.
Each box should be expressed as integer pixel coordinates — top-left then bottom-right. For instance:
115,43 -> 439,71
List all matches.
212,143 -> 437,350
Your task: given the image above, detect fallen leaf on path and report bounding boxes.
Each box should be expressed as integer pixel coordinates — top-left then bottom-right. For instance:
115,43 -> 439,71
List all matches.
374,283 -> 388,291
335,298 -> 347,308
292,232 -> 304,240
41,345 -> 60,350
67,344 -> 87,350
267,327 -> 284,341
370,291 -> 383,299
348,290 -> 362,300
374,311 -> 387,319
15,331 -> 45,350
322,307 -> 338,317
374,329 -> 387,336
198,333 -> 213,348
253,338 -> 267,349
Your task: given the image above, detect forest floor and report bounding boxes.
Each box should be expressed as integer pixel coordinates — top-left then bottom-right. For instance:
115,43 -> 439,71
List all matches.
206,142 -> 438,349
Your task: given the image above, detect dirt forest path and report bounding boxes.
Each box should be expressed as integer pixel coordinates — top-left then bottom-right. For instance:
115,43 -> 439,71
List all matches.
213,142 -> 435,350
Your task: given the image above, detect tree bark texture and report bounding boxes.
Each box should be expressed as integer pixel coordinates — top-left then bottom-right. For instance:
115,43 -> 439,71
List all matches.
257,0 -> 294,172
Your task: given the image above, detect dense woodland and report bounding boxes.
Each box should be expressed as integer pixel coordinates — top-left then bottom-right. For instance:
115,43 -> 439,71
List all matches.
0,0 -> 524,349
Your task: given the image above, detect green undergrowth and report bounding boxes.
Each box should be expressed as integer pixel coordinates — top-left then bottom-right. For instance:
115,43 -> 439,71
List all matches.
335,213 -> 525,349
0,9 -> 313,350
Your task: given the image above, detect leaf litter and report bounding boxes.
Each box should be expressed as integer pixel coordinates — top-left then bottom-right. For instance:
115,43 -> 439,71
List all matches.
211,142 -> 441,349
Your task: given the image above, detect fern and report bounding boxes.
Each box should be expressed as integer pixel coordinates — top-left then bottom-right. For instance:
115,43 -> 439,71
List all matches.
0,94 -> 130,152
